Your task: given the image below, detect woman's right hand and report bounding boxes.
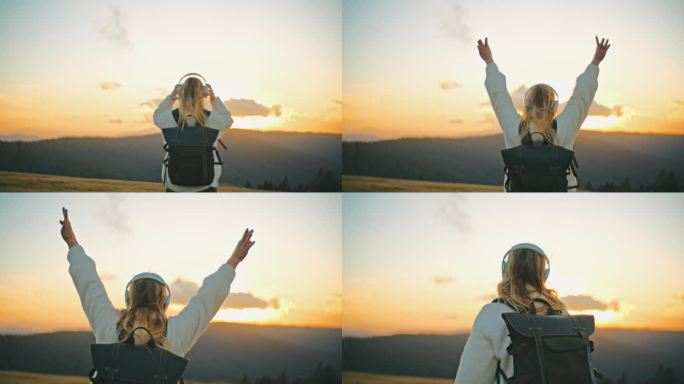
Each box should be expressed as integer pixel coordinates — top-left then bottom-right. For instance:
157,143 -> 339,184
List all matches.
227,229 -> 255,269
171,85 -> 181,100
60,207 -> 79,249
477,37 -> 494,64
591,36 -> 610,66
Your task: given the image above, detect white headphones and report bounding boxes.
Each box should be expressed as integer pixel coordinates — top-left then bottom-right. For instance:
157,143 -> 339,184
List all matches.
501,243 -> 551,282
125,272 -> 171,308
177,72 -> 210,97
523,84 -> 559,112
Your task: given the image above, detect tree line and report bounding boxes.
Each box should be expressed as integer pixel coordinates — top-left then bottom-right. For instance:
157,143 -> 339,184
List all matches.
583,169 -> 681,192
238,363 -> 340,384
244,168 -> 339,192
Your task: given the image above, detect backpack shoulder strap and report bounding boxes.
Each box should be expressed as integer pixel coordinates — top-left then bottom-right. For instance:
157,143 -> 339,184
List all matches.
552,119 -> 557,132
491,298 -> 520,312
172,109 -> 179,124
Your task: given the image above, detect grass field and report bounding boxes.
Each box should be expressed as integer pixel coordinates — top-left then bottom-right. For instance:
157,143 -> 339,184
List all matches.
342,175 -> 500,192
0,370 -> 232,384
343,371 -> 451,384
0,172 -> 254,192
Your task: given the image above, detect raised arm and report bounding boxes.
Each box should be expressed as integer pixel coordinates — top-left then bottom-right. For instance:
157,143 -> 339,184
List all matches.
61,208 -> 119,342
556,36 -> 608,144
478,38 -> 521,147
168,229 -> 255,354
206,84 -> 234,131
153,86 -> 179,129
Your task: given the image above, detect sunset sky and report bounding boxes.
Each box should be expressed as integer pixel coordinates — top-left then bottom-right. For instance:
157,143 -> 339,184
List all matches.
0,193 -> 341,334
343,0 -> 684,140
0,0 -> 341,140
342,194 -> 684,336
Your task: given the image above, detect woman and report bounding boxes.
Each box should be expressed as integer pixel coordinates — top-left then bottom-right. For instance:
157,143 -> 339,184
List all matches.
154,75 -> 234,192
455,243 -> 566,383
59,207 -> 254,356
477,36 -> 611,191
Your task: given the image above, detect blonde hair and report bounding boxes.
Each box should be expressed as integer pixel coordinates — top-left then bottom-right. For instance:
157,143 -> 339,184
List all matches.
496,247 -> 566,314
520,84 -> 558,145
178,77 -> 208,128
116,278 -> 169,347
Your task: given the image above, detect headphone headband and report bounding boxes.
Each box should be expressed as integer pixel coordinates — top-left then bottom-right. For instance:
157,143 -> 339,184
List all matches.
501,243 -> 551,281
178,72 -> 207,85
125,272 -> 171,308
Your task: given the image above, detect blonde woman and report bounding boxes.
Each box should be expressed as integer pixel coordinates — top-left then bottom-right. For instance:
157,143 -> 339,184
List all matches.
154,74 -> 234,192
455,243 -> 566,383
60,207 -> 255,356
478,37 -> 611,191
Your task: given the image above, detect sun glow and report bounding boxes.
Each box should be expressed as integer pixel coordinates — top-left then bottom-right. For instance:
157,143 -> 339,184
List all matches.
213,308 -> 281,324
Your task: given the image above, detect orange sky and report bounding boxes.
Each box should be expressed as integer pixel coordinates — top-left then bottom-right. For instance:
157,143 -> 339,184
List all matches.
342,194 -> 684,336
342,0 -> 684,140
0,0 -> 341,140
0,193 -> 341,334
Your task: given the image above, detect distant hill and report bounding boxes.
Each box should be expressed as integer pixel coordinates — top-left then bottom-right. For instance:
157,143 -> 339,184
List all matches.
0,323 -> 341,382
342,330 -> 684,382
343,132 -> 684,189
342,175 -> 500,192
0,129 -> 341,190
0,171 -> 254,192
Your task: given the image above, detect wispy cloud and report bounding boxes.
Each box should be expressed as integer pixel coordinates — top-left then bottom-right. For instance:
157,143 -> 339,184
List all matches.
139,98 -> 161,109
433,275 -> 456,285
99,6 -> 131,47
450,119 -> 463,124
169,277 -> 279,309
225,99 -> 283,117
435,195 -> 471,235
439,81 -> 462,90
437,1 -> 472,44
562,294 -> 620,311
109,119 -> 123,124
97,195 -> 131,235
99,82 -> 123,91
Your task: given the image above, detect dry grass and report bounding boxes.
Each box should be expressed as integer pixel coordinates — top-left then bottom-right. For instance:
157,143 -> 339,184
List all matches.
342,175 -> 500,192
0,370 -> 233,384
343,371 -> 452,384
0,172 -> 254,192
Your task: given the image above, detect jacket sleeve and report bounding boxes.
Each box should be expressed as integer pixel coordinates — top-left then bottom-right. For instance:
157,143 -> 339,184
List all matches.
207,97 -> 234,131
67,245 -> 119,342
153,95 -> 177,129
484,63 -> 521,148
556,64 -> 599,145
168,263 -> 236,354
454,305 -> 501,384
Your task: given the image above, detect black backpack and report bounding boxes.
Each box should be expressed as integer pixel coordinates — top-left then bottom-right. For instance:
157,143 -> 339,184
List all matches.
492,298 -> 599,384
501,120 -> 579,192
161,109 -> 227,187
89,327 -> 188,384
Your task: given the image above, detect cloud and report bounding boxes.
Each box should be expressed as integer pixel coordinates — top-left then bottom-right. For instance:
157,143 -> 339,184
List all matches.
99,82 -> 123,91
99,6 -> 131,47
433,275 -> 456,285
435,195 -> 471,235
223,292 -> 280,310
331,99 -> 343,105
98,195 -> 131,235
99,273 -> 117,281
437,1 -> 471,44
674,99 -> 684,106
439,81 -> 463,90
225,99 -> 282,117
109,119 -> 123,124
562,294 -> 620,311
168,278 -> 278,309
450,119 -> 463,124
139,98 -> 161,109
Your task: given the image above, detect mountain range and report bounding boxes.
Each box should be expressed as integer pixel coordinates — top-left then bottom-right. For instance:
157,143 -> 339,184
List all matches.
343,132 -> 684,189
0,129 -> 341,189
0,322 -> 341,382
342,329 -> 684,382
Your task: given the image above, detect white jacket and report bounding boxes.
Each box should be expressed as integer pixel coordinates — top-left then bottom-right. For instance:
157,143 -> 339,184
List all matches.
67,244 -> 236,357
484,62 -> 600,191
153,96 -> 234,192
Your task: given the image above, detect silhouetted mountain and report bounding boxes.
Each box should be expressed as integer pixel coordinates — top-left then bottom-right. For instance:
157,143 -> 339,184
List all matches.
342,330 -> 684,382
343,132 -> 684,189
0,129 -> 341,190
0,323 -> 341,382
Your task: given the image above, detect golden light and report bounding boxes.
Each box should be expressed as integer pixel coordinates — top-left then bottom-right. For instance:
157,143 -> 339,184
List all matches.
213,308 -> 281,324
581,115 -> 622,130
233,115 -> 281,130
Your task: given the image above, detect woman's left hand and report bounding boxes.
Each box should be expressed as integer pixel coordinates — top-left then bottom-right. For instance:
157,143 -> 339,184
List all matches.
592,36 -> 610,66
227,228 -> 255,269
60,207 -> 79,249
